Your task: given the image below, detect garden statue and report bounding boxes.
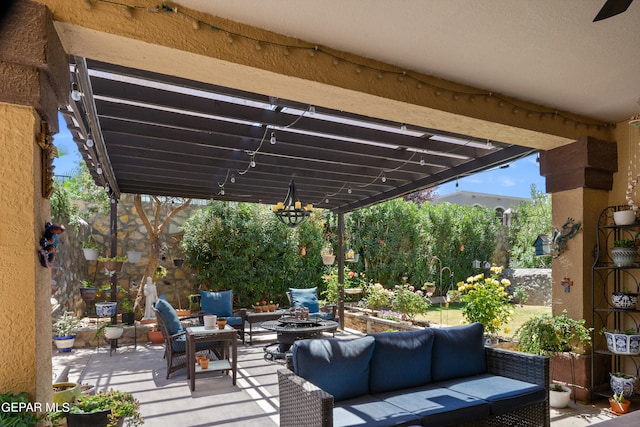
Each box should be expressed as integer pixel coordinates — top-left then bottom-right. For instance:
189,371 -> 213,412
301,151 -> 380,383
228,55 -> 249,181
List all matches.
143,277 -> 158,320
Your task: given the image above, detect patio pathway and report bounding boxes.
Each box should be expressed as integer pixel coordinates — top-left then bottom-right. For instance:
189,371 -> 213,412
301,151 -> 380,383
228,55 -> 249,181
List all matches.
52,328 -> 621,426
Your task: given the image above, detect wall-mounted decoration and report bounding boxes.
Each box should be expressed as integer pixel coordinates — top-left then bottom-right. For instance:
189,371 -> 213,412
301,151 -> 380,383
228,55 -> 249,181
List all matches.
551,218 -> 582,258
533,234 -> 552,256
37,122 -> 57,198
561,276 -> 573,293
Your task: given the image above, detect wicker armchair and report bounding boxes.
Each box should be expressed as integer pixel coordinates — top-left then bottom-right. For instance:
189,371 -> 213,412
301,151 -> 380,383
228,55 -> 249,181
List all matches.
152,300 -> 223,379
278,346 -> 549,427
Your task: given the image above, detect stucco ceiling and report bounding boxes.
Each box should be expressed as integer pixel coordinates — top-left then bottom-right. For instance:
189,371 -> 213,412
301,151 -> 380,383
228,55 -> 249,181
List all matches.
175,0 -> 640,123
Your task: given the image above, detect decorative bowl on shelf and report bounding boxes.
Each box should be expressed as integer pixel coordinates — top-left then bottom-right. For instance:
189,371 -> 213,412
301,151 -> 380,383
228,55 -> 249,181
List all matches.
604,331 -> 640,355
613,210 -> 636,225
611,292 -> 638,309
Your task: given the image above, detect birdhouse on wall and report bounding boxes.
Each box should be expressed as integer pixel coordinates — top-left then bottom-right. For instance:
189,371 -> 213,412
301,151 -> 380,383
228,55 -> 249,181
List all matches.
533,234 -> 551,256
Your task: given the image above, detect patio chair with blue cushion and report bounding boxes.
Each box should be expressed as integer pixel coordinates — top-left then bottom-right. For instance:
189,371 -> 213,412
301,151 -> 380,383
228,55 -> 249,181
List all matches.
287,287 -> 337,321
198,290 -> 247,341
152,298 -> 224,379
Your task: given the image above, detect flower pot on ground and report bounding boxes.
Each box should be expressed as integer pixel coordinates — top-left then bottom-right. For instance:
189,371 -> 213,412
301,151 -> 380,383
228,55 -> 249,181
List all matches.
609,392 -> 631,415
52,382 -> 81,404
48,389 -> 143,427
610,372 -> 637,398
147,330 -> 164,344
549,384 -> 571,408
53,311 -> 82,352
611,291 -> 638,309
120,298 -> 135,326
611,240 -> 637,267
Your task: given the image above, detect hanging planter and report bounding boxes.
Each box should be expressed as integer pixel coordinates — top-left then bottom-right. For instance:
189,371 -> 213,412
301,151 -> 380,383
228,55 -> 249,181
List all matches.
127,251 -> 142,263
103,325 -> 124,340
82,248 -> 99,261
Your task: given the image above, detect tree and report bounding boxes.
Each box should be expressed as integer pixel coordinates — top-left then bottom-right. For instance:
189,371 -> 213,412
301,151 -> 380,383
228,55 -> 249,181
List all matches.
132,195 -> 191,316
507,185 -> 552,268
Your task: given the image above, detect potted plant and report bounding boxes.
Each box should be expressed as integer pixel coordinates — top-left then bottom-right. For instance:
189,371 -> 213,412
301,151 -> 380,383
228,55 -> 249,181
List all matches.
98,255 -> 128,272
613,208 -> 636,225
610,371 -> 637,398
53,382 -> 81,405
603,328 -> 640,355
95,323 -> 125,340
48,388 -> 143,427
82,236 -> 100,260
514,311 -> 592,355
0,392 -> 44,425
126,250 -> 142,263
611,288 -> 639,309
147,325 -> 164,344
95,301 -> 118,317
121,298 -> 135,326
609,390 -> 631,415
549,384 -> 571,408
611,239 -> 637,267
80,280 -> 98,302
53,311 -> 82,352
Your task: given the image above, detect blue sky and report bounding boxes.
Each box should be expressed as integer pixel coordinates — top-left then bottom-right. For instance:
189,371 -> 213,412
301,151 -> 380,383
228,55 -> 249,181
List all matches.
52,113 -> 545,199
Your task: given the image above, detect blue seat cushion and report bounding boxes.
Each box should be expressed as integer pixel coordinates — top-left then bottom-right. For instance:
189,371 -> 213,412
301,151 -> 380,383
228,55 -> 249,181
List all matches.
439,374 -> 546,415
292,336 -> 375,402
431,322 -> 486,382
155,298 -> 183,336
368,328 -> 435,393
200,290 -> 233,317
225,316 -> 243,327
289,287 -> 320,313
333,395 -> 420,427
375,384 -> 490,425
171,335 -> 220,353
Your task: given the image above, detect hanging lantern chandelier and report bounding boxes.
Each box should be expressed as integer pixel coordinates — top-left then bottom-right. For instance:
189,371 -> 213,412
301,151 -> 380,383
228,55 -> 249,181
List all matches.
273,180 -> 313,228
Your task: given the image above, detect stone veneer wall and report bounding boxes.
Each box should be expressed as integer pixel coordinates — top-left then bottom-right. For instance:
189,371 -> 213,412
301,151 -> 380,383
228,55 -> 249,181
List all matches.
504,268 -> 552,307
53,194 -> 204,317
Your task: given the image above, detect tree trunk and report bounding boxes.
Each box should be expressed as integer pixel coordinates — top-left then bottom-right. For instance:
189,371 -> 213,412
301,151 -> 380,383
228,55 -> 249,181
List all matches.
132,195 -> 191,318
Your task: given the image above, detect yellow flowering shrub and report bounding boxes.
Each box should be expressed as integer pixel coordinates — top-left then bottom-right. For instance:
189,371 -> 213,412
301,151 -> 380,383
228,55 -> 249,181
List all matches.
456,265 -> 513,335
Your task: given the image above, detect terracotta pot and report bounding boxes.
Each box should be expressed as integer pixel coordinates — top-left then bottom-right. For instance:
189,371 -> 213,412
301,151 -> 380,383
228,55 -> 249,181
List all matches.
147,330 -> 164,344
217,319 -> 227,329
200,358 -> 209,369
609,397 -> 631,415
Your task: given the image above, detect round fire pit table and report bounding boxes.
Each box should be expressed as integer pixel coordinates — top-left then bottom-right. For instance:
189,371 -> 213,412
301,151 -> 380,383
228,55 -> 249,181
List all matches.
261,317 -> 338,360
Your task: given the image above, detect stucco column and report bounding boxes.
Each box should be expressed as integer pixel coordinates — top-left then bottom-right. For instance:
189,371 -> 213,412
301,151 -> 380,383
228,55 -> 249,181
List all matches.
539,137 -> 617,323
0,1 -> 68,403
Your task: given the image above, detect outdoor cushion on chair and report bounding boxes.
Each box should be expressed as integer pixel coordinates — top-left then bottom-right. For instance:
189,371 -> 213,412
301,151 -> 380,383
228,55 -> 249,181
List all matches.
289,287 -> 334,320
199,290 -> 243,326
155,298 -> 183,335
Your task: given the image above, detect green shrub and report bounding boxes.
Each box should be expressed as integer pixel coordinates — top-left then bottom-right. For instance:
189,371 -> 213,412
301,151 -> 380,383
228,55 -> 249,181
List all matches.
514,310 -> 592,355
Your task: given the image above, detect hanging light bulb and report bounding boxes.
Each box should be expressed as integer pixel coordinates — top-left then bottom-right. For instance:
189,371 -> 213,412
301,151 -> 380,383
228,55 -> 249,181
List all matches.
230,174 -> 236,184
86,137 -> 94,148
70,83 -> 81,102
270,132 -> 276,145
348,186 -> 352,194
400,124 -> 407,131
250,157 -> 256,168
96,166 -> 103,175
420,156 -> 425,166
220,188 -> 225,195
309,105 -> 316,114
381,173 -> 387,183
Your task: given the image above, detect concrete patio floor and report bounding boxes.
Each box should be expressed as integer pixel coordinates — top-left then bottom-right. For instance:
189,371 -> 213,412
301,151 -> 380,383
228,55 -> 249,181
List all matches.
52,328 -> 622,426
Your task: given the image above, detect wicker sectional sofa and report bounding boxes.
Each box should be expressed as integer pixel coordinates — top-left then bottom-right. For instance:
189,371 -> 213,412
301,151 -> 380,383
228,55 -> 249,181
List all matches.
278,323 -> 549,427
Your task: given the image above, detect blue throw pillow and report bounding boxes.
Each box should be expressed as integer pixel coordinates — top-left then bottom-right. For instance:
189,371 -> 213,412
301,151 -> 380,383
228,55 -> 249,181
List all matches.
200,290 -> 233,317
292,336 -> 375,402
289,287 -> 319,313
369,328 -> 435,393
155,298 -> 183,336
431,323 -> 486,382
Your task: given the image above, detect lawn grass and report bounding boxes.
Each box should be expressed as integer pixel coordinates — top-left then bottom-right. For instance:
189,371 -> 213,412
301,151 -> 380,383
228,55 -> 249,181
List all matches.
416,303 -> 551,338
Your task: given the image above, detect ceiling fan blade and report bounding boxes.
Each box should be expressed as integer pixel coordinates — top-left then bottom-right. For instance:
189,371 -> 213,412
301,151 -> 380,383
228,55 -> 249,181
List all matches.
593,0 -> 633,21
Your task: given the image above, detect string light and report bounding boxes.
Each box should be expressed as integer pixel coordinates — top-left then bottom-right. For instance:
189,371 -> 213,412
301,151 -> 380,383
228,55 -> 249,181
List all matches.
270,132 -> 276,144
70,83 -> 81,101
420,156 -> 425,166
82,0 -> 610,131
230,174 -> 236,183
86,137 -> 94,147
381,173 -> 386,183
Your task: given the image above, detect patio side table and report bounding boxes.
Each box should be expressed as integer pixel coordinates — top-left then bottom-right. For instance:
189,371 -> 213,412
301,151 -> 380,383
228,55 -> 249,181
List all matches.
186,325 -> 237,391
245,309 -> 287,344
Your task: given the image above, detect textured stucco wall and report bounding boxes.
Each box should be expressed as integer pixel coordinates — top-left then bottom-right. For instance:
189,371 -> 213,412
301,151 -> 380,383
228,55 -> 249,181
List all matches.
0,103 -> 52,402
